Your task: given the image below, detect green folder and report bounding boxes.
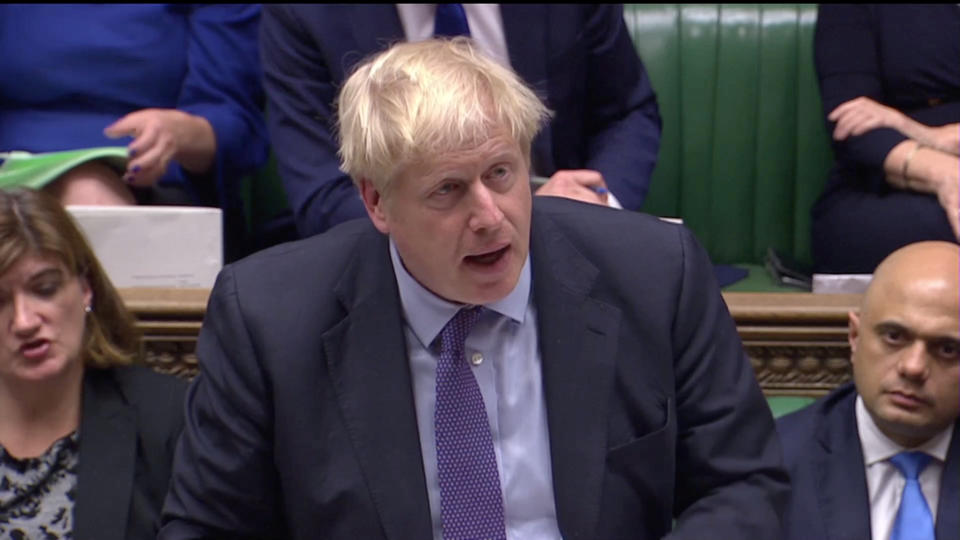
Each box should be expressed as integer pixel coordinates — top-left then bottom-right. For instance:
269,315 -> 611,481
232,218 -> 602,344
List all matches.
0,147 -> 129,190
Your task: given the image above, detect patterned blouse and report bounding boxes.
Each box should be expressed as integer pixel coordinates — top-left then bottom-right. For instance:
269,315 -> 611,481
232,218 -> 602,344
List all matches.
0,431 -> 79,539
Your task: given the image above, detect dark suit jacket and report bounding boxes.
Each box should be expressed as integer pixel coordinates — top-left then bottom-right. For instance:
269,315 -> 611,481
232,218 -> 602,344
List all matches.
776,383 -> 960,540
159,197 -> 788,540
259,4 -> 662,237
74,366 -> 187,540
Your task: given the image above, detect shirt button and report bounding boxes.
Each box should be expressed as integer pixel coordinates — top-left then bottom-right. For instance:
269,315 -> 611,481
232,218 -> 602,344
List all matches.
471,352 -> 483,366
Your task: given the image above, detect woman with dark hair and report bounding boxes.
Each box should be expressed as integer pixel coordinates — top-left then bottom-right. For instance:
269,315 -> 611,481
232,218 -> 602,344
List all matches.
0,187 -> 187,539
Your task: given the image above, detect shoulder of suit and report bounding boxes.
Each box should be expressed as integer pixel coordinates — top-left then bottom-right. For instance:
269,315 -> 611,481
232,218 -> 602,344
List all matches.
227,219 -> 384,280
532,196 -> 679,232
776,383 -> 857,437
91,365 -> 187,408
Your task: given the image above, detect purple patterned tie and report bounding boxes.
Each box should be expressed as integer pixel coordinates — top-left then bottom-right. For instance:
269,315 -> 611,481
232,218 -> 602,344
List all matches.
435,306 -> 507,540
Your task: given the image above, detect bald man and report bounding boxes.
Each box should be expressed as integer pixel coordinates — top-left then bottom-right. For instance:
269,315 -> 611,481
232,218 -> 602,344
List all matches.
777,241 -> 960,540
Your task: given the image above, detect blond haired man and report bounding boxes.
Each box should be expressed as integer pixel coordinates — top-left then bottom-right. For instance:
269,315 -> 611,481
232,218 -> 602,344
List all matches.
160,39 -> 787,540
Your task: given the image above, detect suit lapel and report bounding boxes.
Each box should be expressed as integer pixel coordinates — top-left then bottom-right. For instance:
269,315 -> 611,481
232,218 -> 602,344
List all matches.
935,420 -> 960,540
323,231 -> 433,540
530,207 -> 620,539
73,369 -> 137,540
501,4 -> 554,176
815,391 -> 872,540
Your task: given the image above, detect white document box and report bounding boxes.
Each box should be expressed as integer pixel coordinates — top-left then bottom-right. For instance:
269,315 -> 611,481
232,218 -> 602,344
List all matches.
66,205 -> 222,289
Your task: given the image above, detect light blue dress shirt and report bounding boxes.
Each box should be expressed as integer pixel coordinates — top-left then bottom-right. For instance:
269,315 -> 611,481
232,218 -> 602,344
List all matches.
389,240 -> 562,540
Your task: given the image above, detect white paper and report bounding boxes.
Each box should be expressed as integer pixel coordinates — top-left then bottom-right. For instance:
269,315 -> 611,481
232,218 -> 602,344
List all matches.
812,273 -> 872,294
66,205 -> 222,288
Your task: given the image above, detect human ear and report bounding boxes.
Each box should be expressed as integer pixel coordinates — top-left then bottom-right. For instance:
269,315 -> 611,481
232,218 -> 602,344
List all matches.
848,310 -> 861,360
359,179 -> 390,234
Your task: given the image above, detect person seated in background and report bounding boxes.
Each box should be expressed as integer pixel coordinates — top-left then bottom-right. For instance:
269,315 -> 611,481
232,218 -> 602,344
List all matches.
0,5 -> 269,258
260,4 -> 661,238
159,37 -> 786,540
778,241 -> 959,540
0,188 -> 187,539
811,4 -> 959,274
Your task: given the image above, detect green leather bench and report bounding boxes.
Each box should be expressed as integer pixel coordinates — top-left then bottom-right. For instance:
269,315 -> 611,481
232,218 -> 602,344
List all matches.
627,4 -> 834,291
626,4 -> 834,415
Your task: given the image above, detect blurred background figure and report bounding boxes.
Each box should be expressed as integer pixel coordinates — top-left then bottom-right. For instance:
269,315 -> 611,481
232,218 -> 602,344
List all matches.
260,4 -> 661,238
0,188 -> 186,539
811,4 -> 959,274
0,4 -> 269,259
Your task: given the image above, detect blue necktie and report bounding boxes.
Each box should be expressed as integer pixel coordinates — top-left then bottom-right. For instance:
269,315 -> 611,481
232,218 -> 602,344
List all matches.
434,4 -> 471,38
889,451 -> 935,540
434,306 -> 506,540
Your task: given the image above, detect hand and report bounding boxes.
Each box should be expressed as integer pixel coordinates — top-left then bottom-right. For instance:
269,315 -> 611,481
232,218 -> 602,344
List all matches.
827,97 -> 907,141
535,169 -> 610,206
104,108 -> 215,188
923,123 -> 960,156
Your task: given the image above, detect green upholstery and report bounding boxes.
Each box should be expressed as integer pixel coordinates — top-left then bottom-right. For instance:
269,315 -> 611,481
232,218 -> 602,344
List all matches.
626,4 -> 833,267
237,112 -> 297,261
767,395 -> 816,418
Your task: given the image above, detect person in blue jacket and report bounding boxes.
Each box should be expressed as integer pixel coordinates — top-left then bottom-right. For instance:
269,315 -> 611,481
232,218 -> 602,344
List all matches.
0,4 -> 268,256
260,4 -> 662,238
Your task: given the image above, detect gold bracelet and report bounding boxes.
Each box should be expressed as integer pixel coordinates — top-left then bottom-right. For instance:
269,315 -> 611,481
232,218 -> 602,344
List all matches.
900,142 -> 923,188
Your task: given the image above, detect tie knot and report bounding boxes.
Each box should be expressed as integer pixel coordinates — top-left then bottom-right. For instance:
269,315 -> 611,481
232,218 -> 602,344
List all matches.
438,306 -> 482,353
889,451 -> 933,480
434,3 -> 471,38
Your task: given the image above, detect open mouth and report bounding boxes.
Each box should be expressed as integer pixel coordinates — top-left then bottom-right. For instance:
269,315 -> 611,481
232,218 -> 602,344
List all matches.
20,339 -> 50,360
465,245 -> 509,267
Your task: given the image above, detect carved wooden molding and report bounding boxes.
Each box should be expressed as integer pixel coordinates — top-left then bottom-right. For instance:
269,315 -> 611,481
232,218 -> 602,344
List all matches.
123,289 -> 863,397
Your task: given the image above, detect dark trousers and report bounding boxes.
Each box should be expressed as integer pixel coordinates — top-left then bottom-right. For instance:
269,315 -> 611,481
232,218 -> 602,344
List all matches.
811,184 -> 957,274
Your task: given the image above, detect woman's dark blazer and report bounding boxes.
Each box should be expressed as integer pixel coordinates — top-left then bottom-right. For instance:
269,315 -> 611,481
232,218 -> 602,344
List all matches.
73,365 -> 187,540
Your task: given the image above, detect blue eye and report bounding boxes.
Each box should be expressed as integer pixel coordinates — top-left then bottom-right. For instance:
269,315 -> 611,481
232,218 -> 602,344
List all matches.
488,166 -> 509,180
434,182 -> 460,196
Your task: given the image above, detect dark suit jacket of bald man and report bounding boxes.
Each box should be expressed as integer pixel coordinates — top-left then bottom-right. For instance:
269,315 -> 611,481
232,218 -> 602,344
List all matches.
777,383 -> 960,540
259,4 -> 662,237
159,197 -> 787,539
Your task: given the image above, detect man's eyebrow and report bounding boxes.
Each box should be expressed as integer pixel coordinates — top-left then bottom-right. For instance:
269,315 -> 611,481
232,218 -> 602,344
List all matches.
875,320 -> 960,342
873,321 -> 910,332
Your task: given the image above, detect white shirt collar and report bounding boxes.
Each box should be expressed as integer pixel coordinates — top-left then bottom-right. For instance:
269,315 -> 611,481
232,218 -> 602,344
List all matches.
856,394 -> 954,466
389,238 -> 531,350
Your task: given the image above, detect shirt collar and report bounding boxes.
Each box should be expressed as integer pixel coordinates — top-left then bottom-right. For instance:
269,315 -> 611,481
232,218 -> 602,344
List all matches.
389,238 -> 531,349
856,394 -> 954,466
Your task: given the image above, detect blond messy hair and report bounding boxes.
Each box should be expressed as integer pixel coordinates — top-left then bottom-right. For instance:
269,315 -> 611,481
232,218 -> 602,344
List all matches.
336,37 -> 552,194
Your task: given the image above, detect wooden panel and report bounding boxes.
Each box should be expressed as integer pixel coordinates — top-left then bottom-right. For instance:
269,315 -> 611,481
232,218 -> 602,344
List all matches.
124,288 -> 860,397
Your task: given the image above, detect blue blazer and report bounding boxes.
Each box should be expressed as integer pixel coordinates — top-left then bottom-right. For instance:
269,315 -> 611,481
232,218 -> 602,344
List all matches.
260,4 -> 662,238
0,5 -> 268,212
159,197 -> 787,540
776,383 -> 960,540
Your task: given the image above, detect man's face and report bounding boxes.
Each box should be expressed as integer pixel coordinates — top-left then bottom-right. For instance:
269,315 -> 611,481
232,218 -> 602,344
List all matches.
362,130 -> 532,305
849,274 -> 960,447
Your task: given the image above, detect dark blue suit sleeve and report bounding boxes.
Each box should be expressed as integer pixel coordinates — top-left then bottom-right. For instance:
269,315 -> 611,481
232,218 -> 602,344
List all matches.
173,4 -> 269,210
814,4 -> 906,189
159,267 -> 281,540
581,5 -> 661,211
667,226 -> 790,539
259,4 -> 366,238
